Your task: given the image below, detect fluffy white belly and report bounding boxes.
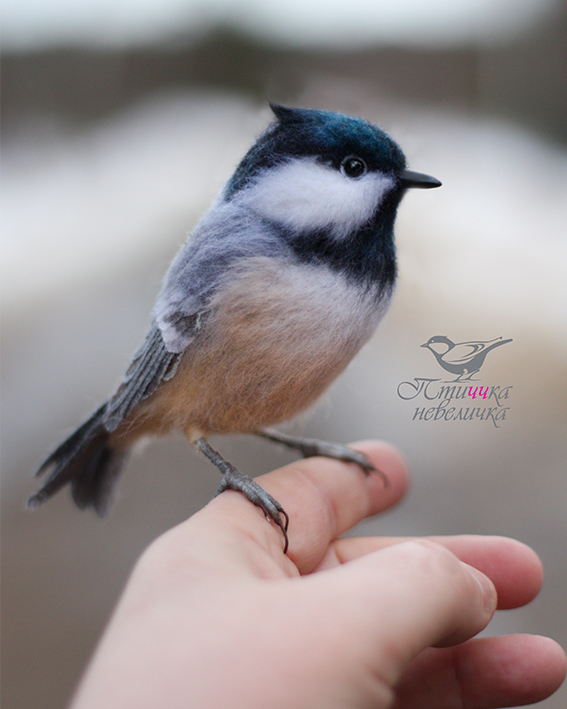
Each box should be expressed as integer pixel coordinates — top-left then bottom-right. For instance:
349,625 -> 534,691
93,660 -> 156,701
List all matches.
133,256 -> 390,434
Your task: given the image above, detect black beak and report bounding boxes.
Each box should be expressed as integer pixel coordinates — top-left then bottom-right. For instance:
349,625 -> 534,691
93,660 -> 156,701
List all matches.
399,169 -> 442,189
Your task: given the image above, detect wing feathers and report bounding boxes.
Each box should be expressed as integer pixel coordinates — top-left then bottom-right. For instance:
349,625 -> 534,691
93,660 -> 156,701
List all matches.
104,327 -> 181,431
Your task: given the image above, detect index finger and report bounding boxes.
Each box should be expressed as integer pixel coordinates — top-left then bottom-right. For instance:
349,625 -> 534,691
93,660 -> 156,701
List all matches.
227,440 -> 409,573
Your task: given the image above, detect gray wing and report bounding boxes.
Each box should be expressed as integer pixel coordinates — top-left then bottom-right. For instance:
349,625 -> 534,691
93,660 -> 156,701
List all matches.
153,200 -> 283,353
102,208 -> 238,432
102,200 -> 282,432
103,326 -> 182,432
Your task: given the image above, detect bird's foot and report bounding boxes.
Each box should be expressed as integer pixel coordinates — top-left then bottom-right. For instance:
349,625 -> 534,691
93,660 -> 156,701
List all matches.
461,371 -> 480,381
192,436 -> 289,553
257,428 -> 389,487
215,468 -> 289,553
449,372 -> 479,382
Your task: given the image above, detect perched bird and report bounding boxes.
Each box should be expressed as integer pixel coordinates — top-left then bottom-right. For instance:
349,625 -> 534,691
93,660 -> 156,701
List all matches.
421,335 -> 513,381
29,104 -> 441,551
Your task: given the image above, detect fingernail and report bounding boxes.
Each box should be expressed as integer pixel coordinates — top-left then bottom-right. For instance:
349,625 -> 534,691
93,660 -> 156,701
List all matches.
467,565 -> 497,614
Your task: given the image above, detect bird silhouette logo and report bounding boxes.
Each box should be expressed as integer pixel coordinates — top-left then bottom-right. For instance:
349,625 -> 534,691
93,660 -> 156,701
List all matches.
420,336 -> 512,381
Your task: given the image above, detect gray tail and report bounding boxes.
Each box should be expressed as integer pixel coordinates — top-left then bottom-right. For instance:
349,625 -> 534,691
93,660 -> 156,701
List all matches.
28,404 -> 128,516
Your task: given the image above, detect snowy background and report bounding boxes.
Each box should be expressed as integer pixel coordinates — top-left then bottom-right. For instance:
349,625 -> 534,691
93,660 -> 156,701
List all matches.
2,1 -> 566,707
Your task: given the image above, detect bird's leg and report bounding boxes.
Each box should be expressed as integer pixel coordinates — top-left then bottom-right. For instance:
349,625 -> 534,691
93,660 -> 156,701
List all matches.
450,372 -> 478,382
450,373 -> 467,382
461,371 -> 479,381
189,434 -> 289,553
256,428 -> 389,487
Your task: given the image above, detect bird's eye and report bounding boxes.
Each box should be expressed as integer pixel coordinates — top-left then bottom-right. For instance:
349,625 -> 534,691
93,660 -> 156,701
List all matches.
340,156 -> 366,179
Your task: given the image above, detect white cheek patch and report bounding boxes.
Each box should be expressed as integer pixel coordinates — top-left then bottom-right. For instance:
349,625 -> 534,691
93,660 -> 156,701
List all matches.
236,158 -> 395,238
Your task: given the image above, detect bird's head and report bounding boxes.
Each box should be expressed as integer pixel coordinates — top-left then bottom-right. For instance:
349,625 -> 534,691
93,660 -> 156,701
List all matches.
225,105 -> 440,235
421,335 -> 454,354
223,105 -> 440,285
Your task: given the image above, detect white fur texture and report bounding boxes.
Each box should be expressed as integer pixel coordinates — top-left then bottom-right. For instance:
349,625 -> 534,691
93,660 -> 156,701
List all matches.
220,254 -> 389,346
236,157 -> 395,238
138,255 -> 392,434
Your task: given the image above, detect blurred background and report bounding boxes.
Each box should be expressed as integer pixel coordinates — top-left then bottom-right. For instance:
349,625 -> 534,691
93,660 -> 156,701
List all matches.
2,0 -> 566,706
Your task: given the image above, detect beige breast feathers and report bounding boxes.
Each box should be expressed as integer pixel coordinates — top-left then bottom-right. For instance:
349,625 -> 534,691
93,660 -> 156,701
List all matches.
118,257 -> 387,439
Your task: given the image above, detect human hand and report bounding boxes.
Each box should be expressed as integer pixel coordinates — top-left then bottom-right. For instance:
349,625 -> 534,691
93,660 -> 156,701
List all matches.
70,441 -> 566,709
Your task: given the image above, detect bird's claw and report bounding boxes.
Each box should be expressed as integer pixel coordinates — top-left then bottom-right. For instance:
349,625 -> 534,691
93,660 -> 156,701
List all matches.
215,466 -> 289,553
